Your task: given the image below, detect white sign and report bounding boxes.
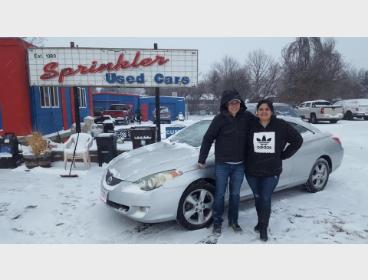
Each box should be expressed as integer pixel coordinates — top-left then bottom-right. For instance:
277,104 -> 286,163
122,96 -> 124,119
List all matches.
27,48 -> 198,88
253,132 -> 275,153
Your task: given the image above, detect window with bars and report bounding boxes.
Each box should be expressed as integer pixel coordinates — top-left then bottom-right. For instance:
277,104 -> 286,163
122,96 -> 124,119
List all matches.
40,87 -> 59,108
77,87 -> 87,108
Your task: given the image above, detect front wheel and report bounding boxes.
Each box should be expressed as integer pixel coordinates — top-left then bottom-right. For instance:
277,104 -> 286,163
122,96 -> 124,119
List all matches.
177,181 -> 215,230
305,158 -> 330,193
330,120 -> 338,124
344,111 -> 353,120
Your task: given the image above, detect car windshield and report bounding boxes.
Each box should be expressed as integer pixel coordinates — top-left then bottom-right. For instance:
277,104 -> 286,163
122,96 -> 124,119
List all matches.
170,120 -> 211,147
274,105 -> 299,117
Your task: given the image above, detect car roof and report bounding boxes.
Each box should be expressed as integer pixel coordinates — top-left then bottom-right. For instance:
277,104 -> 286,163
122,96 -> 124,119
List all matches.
245,102 -> 293,106
279,116 -> 320,133
302,100 -> 329,103
338,98 -> 368,102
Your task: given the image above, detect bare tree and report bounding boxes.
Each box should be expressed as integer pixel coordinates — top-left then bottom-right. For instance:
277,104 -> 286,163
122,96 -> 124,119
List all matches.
208,56 -> 251,100
279,37 -> 346,104
246,49 -> 281,101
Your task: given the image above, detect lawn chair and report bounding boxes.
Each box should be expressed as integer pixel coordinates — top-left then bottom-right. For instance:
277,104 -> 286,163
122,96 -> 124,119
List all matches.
64,133 -> 93,169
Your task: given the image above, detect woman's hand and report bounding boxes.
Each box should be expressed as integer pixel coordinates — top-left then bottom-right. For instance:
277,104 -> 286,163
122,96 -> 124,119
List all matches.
197,162 -> 206,169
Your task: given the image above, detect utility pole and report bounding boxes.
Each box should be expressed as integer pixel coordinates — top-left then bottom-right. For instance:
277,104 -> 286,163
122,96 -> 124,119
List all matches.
154,43 -> 161,142
70,41 -> 81,133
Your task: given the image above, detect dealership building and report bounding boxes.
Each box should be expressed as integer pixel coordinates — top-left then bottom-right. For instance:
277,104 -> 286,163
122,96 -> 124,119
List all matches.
0,38 -> 93,136
0,38 -> 197,136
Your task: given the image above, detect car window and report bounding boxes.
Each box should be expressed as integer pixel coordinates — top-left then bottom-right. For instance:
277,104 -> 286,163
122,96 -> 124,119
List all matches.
314,101 -> 331,106
288,122 -> 313,135
305,102 -> 311,108
298,103 -> 305,108
274,105 -> 299,117
245,104 -> 257,115
170,120 -> 211,147
160,107 -> 169,113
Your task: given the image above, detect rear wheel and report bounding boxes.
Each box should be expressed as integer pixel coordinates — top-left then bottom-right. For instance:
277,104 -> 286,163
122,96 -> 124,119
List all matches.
364,117 -> 368,120
329,120 -> 338,124
305,158 -> 330,193
177,181 -> 215,230
310,113 -> 317,124
344,111 -> 353,120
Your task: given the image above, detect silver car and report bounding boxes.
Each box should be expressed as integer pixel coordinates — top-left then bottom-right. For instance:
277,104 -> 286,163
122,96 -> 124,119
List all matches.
100,117 -> 344,230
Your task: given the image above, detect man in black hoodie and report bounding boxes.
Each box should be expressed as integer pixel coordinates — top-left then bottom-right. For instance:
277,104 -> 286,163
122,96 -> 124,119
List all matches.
198,89 -> 255,234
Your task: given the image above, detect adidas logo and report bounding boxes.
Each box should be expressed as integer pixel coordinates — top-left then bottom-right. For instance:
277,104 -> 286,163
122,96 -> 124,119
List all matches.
256,135 -> 272,145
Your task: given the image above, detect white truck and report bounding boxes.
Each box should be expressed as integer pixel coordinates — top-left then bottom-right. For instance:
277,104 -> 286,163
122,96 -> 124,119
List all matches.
297,100 -> 343,124
333,99 -> 368,120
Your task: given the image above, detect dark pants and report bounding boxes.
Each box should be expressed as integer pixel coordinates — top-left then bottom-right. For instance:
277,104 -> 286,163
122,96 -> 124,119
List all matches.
213,162 -> 244,226
245,174 -> 280,226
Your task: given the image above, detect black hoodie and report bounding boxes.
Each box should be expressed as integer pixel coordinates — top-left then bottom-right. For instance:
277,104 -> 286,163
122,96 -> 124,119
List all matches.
244,116 -> 303,177
198,90 -> 255,164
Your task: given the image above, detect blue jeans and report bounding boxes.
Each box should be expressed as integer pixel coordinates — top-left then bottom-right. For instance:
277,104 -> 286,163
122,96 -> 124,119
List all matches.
213,162 -> 244,226
245,174 -> 280,213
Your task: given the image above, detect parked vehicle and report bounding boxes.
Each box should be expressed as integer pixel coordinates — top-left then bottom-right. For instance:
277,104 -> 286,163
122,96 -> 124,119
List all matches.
246,103 -> 300,118
333,99 -> 368,120
297,100 -> 343,124
153,106 -> 171,124
103,104 -> 134,123
100,117 -> 344,230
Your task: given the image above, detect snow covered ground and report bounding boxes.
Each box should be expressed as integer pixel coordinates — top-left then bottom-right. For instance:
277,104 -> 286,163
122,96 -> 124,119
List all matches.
0,117 -> 368,243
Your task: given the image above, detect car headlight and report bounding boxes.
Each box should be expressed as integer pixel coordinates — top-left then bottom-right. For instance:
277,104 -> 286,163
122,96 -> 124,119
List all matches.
105,169 -> 123,186
135,169 -> 183,191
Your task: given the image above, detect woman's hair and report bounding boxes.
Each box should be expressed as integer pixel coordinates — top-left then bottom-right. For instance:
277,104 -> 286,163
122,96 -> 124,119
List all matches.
256,99 -> 274,113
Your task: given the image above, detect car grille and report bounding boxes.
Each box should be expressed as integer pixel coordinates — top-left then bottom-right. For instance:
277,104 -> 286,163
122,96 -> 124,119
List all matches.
106,199 -> 129,211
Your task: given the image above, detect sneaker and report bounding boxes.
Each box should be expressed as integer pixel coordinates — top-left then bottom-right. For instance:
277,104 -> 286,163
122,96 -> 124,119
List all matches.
213,224 -> 222,234
229,223 -> 243,233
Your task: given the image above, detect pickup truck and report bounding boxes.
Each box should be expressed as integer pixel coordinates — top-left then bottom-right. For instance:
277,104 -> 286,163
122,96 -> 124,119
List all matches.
102,104 -> 134,123
333,99 -> 368,120
297,100 -> 343,124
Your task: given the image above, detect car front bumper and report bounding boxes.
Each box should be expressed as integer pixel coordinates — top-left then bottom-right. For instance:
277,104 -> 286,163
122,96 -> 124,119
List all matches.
100,179 -> 182,223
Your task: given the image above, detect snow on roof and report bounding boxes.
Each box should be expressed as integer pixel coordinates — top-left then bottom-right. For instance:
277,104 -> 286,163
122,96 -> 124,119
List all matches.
303,100 -> 330,103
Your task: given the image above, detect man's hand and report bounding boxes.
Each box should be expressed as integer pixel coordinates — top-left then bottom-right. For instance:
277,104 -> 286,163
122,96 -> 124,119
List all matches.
197,162 -> 206,169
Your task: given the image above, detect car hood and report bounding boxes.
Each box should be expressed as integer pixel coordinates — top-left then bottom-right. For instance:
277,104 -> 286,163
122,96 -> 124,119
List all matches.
108,141 -> 203,182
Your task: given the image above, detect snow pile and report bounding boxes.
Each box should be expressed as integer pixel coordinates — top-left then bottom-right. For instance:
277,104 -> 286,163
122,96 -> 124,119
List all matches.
0,118 -> 367,243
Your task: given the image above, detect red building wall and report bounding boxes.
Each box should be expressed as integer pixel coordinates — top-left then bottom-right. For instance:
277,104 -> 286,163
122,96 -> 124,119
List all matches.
0,38 -> 33,135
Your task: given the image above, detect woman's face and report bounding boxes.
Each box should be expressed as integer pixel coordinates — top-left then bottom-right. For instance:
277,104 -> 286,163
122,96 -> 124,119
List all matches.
257,103 -> 272,122
227,100 -> 241,116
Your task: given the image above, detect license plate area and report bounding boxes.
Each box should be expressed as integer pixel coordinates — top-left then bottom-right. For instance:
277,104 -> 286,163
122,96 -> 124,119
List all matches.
100,189 -> 108,203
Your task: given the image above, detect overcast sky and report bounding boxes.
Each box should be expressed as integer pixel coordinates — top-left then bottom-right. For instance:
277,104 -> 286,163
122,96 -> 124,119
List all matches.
43,37 -> 368,78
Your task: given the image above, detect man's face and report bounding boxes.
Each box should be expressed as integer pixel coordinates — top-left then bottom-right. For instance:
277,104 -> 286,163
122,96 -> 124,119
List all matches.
228,99 -> 241,116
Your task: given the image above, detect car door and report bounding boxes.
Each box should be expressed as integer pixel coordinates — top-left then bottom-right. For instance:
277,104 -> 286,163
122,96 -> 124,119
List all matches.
285,121 -> 318,186
298,102 -> 307,118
